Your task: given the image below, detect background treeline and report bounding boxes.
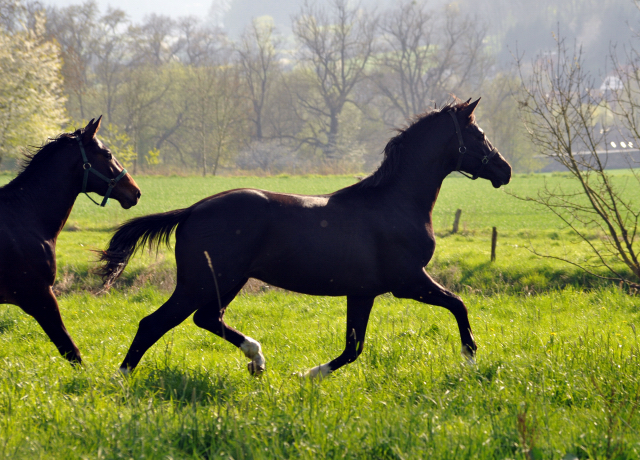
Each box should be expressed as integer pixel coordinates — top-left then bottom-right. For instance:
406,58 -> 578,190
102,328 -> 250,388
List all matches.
0,0 -> 634,175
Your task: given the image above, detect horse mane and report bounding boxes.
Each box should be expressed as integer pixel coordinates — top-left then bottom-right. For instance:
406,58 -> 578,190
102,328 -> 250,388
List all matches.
354,100 -> 475,190
1,128 -> 83,193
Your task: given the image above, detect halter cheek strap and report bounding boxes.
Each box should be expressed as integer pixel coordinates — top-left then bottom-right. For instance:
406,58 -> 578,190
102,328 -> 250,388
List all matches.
448,111 -> 499,180
75,136 -> 127,207
448,111 -> 467,172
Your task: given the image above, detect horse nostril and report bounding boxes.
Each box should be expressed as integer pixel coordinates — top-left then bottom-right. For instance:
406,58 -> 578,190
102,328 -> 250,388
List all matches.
136,190 -> 142,199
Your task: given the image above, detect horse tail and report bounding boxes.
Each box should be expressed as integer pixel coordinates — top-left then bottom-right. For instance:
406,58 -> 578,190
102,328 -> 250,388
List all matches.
97,207 -> 192,289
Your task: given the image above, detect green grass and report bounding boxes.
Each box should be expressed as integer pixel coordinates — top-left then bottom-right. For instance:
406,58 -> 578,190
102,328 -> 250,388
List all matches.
0,288 -> 638,458
2,172 -> 640,458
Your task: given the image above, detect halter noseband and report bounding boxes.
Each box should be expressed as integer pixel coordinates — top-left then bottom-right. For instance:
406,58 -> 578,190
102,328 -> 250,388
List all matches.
448,110 -> 499,180
75,136 -> 127,207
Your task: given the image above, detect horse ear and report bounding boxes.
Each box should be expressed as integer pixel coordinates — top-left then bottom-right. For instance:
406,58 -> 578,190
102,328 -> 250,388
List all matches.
461,98 -> 480,119
94,115 -> 103,134
83,116 -> 102,139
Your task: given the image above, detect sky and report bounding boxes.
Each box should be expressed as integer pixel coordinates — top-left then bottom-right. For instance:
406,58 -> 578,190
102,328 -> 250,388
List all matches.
40,0 -> 638,73
41,0 -> 417,37
44,0 -> 217,24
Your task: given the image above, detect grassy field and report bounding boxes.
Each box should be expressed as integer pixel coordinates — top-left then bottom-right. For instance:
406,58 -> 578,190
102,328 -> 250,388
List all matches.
1,172 -> 640,459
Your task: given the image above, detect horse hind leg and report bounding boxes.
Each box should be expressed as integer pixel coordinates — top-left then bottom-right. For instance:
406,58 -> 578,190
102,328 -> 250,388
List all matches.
192,278 -> 266,376
302,295 -> 375,379
119,285 -> 198,372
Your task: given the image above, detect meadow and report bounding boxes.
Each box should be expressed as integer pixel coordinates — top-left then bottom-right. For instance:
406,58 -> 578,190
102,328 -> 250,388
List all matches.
0,172 -> 639,459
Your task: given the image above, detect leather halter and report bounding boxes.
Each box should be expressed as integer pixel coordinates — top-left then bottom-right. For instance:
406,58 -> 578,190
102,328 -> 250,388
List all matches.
448,110 -> 499,180
75,136 -> 127,207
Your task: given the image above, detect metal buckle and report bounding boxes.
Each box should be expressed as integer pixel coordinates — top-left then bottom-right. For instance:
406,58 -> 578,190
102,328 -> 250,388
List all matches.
482,156 -> 489,164
459,146 -> 467,154
83,163 -> 92,170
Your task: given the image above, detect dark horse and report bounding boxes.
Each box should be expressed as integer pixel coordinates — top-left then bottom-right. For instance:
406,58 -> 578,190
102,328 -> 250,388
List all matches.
0,118 -> 141,365
100,99 -> 511,378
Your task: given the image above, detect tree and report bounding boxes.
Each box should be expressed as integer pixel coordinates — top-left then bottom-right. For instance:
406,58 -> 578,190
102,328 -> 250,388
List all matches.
236,17 -> 281,142
119,64 -> 174,173
45,0 -> 98,120
515,34 -> 640,287
0,1 -> 66,165
127,14 -> 179,66
476,74 -> 540,173
184,63 -> 247,176
176,17 -> 226,66
92,7 -> 129,125
372,1 -> 489,126
292,0 -> 377,159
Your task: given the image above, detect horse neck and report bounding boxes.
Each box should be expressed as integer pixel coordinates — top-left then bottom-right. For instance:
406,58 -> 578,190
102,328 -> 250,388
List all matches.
395,158 -> 448,218
389,128 -> 453,219
12,148 -> 81,240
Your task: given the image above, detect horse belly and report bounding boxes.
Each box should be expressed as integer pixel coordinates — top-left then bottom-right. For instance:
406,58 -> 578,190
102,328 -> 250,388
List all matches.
249,230 -> 384,296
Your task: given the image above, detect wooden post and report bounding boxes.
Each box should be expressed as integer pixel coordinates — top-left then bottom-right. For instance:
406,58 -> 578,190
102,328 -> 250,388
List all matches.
491,227 -> 497,262
452,209 -> 462,234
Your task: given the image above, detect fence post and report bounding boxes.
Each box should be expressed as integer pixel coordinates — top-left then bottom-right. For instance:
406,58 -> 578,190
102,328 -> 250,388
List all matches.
452,209 -> 462,234
491,227 -> 497,262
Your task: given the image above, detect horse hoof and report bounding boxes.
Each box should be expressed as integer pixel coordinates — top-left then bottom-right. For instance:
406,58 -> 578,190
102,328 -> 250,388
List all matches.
118,367 -> 131,376
247,361 -> 265,376
461,345 -> 476,365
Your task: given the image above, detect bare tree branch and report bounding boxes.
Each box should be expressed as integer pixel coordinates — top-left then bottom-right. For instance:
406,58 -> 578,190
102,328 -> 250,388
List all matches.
514,31 -> 640,285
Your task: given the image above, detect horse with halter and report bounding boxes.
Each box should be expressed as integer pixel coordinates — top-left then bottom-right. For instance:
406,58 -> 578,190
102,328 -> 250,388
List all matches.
99,99 -> 511,377
0,117 -> 141,364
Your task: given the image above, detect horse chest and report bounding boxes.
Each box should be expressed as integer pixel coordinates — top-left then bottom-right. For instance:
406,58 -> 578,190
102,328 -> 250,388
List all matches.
383,220 -> 435,261
0,230 -> 56,289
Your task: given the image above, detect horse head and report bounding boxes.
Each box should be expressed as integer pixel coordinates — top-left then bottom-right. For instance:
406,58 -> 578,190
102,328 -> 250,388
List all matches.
77,117 -> 141,209
447,98 -> 512,188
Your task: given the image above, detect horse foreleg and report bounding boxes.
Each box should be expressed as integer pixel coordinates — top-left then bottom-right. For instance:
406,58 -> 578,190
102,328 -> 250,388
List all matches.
21,288 -> 82,365
192,281 -> 266,376
119,287 -> 196,373
302,296 -> 375,379
394,269 -> 477,363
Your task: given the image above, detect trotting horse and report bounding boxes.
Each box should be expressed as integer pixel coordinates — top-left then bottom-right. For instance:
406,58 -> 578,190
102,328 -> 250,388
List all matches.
0,118 -> 141,365
99,99 -> 511,378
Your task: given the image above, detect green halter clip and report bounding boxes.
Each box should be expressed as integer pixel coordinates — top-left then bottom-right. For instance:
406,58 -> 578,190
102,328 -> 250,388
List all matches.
76,136 -> 127,207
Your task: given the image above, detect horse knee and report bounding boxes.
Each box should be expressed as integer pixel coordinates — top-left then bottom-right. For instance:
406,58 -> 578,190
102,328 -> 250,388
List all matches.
137,314 -> 156,331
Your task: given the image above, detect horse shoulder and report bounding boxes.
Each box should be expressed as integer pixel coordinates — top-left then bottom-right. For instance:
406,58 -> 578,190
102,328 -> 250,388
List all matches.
0,204 -> 56,271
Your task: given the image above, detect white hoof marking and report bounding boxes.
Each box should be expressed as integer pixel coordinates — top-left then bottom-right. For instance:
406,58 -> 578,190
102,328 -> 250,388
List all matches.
240,337 -> 266,375
301,363 -> 332,379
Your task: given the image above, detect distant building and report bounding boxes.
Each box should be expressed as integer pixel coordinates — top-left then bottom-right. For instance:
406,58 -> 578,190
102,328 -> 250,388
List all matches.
600,75 -> 624,92
539,124 -> 640,172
